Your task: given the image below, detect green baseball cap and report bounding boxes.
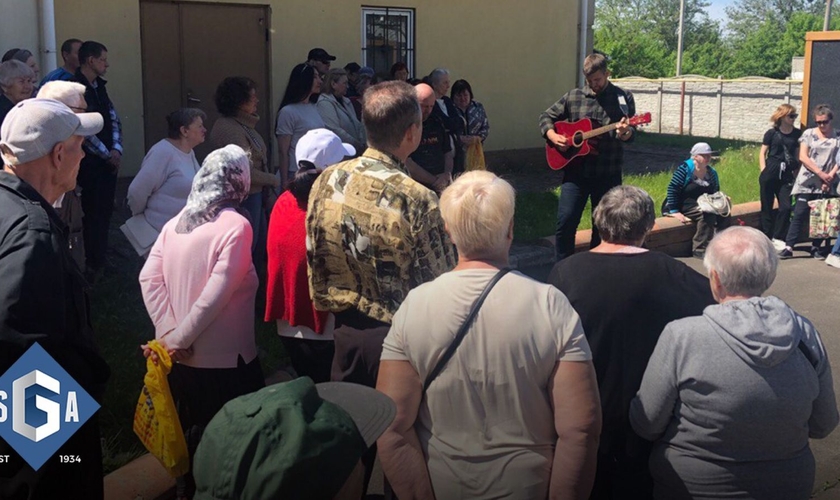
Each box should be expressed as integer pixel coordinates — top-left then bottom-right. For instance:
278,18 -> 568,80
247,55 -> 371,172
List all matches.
193,377 -> 396,499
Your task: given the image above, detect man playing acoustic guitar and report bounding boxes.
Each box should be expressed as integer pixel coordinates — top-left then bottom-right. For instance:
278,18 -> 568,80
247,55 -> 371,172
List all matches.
539,53 -> 635,261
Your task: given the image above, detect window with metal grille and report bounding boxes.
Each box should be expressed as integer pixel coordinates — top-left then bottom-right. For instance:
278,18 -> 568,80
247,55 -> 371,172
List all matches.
361,7 -> 415,78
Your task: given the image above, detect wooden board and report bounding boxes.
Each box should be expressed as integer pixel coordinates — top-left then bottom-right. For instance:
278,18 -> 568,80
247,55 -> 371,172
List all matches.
802,31 -> 840,126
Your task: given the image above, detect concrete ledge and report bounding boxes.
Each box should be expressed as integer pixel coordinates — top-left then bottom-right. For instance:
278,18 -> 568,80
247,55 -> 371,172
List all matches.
104,453 -> 174,500
104,369 -> 296,500
536,201 -> 765,260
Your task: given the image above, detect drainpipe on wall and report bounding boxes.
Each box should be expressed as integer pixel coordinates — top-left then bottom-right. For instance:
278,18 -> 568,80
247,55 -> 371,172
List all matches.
578,0 -> 589,88
38,0 -> 57,75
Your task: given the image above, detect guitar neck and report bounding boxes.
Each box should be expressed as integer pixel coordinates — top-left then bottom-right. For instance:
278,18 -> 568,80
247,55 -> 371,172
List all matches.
582,122 -> 621,140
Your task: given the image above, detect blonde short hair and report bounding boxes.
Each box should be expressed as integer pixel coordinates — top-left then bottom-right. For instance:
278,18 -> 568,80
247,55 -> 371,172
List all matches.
322,68 -> 347,96
36,81 -> 86,106
439,171 -> 515,259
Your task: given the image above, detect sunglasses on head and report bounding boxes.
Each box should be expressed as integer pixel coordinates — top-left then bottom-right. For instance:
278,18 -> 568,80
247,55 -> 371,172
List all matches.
816,119 -> 831,125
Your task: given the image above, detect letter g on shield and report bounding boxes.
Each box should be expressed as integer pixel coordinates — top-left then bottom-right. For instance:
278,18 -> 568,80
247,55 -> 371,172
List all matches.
12,370 -> 60,442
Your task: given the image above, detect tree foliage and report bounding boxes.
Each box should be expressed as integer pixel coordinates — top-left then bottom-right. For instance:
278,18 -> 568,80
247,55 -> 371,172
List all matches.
594,0 -> 840,78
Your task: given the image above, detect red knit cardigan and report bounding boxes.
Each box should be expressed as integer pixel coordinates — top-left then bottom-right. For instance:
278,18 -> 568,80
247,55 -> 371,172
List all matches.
265,191 -> 328,333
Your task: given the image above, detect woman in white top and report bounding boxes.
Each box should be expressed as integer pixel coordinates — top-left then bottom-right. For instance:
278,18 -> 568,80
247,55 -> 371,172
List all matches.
275,63 -> 325,187
127,108 -> 205,233
317,68 -> 365,153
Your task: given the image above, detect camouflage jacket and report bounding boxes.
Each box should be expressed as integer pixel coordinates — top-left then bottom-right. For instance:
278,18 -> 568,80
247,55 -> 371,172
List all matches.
306,148 -> 456,324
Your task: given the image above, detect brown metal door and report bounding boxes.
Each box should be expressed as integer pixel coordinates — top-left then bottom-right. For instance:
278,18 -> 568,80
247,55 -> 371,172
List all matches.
140,1 -> 272,163
140,1 -> 182,154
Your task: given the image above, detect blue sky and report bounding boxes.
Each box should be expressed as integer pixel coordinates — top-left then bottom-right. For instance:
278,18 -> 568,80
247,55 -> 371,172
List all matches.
707,0 -> 736,24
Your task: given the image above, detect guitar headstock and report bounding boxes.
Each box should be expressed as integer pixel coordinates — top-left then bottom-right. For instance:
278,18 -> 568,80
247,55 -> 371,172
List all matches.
629,112 -> 652,126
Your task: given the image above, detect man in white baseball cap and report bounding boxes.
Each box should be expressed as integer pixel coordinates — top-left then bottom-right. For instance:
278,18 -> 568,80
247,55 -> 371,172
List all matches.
0,98 -> 111,500
295,128 -> 356,171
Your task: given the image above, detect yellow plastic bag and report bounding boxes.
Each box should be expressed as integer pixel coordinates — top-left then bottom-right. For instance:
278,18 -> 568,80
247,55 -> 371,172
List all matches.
133,340 -> 189,477
465,140 -> 486,171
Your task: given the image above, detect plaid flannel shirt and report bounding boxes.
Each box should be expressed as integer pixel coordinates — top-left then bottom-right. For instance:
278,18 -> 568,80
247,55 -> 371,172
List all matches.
539,82 -> 635,178
84,103 -> 122,160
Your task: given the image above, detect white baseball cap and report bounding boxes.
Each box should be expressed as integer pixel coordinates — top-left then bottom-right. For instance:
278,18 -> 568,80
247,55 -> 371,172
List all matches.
295,129 -> 356,170
690,142 -> 718,156
0,98 -> 103,165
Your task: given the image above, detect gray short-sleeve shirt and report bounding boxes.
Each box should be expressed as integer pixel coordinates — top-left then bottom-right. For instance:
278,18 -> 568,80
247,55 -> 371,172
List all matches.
381,269 -> 591,499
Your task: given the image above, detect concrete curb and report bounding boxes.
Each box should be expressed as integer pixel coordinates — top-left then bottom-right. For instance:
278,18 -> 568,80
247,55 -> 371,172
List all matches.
511,201 -> 766,271
104,453 -> 174,500
104,370 -> 295,500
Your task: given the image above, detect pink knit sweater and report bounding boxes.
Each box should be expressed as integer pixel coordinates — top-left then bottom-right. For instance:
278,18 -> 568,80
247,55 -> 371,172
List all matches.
139,208 -> 258,368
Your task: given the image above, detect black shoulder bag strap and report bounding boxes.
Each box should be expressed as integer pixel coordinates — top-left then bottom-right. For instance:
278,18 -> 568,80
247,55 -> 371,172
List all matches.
798,340 -> 818,369
423,268 -> 512,394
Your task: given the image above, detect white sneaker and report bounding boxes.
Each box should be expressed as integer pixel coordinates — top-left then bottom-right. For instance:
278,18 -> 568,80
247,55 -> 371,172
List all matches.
772,239 -> 787,251
826,253 -> 840,269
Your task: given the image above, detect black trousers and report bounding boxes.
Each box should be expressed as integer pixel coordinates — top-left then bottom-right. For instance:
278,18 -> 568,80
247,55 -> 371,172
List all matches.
555,171 -> 623,261
331,324 -> 390,497
280,337 -> 335,384
759,172 -> 794,241
169,355 -> 265,499
77,157 -> 117,270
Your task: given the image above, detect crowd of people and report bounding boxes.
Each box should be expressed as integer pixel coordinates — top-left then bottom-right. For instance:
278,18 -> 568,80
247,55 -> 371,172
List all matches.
0,40 -> 838,500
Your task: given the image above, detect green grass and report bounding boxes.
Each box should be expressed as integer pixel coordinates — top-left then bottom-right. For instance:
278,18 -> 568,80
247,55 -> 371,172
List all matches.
514,139 -> 762,242
632,130 -> 756,152
93,236 -> 288,473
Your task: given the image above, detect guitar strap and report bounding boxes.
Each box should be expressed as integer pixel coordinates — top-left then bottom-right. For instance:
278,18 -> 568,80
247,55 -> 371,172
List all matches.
617,92 -> 630,118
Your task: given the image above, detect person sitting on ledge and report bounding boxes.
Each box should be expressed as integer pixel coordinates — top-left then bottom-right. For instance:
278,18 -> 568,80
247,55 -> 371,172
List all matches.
663,142 -> 730,258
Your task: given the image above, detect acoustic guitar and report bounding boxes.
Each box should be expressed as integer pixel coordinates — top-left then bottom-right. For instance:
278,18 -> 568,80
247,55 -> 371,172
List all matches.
545,112 -> 652,170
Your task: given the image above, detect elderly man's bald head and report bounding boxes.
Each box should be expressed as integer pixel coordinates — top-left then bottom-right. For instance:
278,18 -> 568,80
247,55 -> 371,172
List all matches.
415,83 -> 435,121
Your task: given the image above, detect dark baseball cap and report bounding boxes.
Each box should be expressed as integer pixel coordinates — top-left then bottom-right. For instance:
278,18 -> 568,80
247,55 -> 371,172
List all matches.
344,62 -> 362,73
308,48 -> 336,62
193,377 -> 395,500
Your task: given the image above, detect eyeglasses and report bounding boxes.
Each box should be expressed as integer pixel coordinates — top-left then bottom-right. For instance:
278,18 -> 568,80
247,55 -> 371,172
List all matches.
788,114 -> 798,119
816,119 -> 831,125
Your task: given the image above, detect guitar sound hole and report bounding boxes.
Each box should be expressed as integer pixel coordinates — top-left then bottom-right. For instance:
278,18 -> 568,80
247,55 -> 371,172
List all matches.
572,131 -> 585,148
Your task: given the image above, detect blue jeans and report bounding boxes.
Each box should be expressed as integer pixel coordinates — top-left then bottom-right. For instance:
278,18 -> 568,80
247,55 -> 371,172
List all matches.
832,234 -> 840,256
555,172 -> 622,261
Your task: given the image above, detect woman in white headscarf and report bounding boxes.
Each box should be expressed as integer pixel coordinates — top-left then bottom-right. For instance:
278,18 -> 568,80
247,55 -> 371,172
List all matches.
139,144 -> 265,500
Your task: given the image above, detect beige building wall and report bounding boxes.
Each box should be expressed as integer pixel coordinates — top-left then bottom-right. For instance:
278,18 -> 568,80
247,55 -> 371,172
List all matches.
49,0 -> 578,176
0,0 -> 40,65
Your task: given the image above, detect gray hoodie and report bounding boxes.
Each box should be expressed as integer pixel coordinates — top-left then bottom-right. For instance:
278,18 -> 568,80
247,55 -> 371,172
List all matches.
630,296 -> 839,499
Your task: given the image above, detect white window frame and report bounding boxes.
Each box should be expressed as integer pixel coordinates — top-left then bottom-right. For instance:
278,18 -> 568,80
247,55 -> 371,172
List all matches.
360,6 -> 415,77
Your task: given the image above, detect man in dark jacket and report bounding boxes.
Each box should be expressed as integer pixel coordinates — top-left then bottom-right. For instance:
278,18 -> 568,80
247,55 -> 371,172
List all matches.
0,98 -> 110,499
73,40 -> 123,274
